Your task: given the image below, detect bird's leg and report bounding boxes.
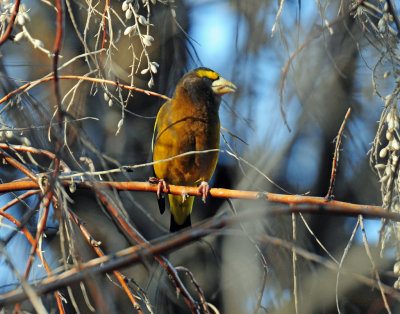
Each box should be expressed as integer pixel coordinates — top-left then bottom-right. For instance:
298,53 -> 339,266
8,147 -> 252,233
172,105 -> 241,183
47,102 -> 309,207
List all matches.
157,179 -> 168,199
198,181 -> 210,203
149,177 -> 168,199
181,189 -> 189,203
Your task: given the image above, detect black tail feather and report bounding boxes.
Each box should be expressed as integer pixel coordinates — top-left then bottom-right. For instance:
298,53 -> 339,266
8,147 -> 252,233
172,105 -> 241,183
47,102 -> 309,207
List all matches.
150,172 -> 166,215
170,214 -> 191,232
157,195 -> 165,214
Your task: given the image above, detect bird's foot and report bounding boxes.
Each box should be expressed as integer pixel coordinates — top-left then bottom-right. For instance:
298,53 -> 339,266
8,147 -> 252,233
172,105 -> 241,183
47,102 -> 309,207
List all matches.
149,177 -> 167,199
198,181 -> 210,203
181,190 -> 189,203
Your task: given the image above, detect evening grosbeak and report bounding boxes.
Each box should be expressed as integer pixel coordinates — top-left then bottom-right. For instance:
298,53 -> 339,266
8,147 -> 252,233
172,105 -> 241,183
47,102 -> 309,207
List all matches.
152,68 -> 236,231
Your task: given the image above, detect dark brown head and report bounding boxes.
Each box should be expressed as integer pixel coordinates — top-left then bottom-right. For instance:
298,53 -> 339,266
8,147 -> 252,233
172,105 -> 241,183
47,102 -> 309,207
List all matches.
175,67 -> 237,109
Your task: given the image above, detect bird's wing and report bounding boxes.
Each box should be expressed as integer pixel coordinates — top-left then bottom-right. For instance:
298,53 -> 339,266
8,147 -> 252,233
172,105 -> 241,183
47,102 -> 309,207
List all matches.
151,113 -> 158,153
152,101 -> 167,152
151,107 -> 162,152
152,102 -> 167,215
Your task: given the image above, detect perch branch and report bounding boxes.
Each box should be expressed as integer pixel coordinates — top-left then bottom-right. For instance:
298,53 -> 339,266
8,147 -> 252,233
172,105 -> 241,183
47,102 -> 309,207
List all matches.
0,180 -> 391,220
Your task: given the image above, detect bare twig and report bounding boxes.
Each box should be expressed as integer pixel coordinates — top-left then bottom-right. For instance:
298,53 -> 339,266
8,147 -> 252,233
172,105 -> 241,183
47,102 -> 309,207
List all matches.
226,199 -> 268,314
292,213 -> 298,314
68,209 -> 143,313
336,216 -> 360,313
386,0 -> 400,38
325,107 -> 351,200
0,148 -> 38,182
0,0 -> 20,46
176,266 -> 210,314
279,1 -> 366,102
0,75 -> 170,106
0,190 -> 39,212
94,191 -> 200,313
258,234 -> 400,300
99,0 -> 110,64
359,216 -> 392,313
0,208 -> 62,313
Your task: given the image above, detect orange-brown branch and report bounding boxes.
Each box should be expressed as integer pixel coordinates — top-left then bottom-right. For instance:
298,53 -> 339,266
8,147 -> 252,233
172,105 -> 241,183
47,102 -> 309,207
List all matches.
0,0 -> 20,46
0,180 -> 390,220
0,75 -> 170,106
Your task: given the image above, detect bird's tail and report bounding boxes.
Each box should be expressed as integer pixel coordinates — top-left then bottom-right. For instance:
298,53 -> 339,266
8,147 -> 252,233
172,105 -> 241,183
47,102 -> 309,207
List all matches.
169,194 -> 194,232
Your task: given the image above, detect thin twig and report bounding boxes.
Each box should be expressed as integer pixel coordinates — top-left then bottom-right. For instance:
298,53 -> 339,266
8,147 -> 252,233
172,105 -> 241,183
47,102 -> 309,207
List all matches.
292,213 -> 299,314
326,107 -> 351,200
0,245 -> 48,313
68,209 -> 143,313
23,191 -> 52,280
359,216 -> 392,313
0,148 -> 38,182
220,126 -> 248,145
0,190 -> 39,212
0,209 -> 62,313
52,0 -> 64,192
258,234 -> 400,300
94,191 -> 200,313
0,75 -> 170,106
336,217 -> 360,313
386,0 -> 400,38
176,266 -> 210,314
279,1 -> 366,102
0,143 -> 70,172
0,0 -> 21,46
99,0 -> 110,64
299,213 -> 338,263
226,199 -> 268,314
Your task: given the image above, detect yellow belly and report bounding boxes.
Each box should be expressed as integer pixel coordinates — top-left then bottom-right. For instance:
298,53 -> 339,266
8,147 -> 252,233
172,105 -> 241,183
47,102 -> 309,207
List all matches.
153,117 -> 220,186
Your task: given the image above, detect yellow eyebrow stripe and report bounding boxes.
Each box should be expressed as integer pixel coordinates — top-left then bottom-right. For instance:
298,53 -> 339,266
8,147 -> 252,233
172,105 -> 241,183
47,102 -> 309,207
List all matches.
196,69 -> 219,80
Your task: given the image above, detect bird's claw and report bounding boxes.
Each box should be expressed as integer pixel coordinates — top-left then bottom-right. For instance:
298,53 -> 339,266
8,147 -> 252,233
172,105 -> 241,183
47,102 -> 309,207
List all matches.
149,177 -> 167,199
181,190 -> 189,203
198,181 -> 210,203
157,179 -> 168,199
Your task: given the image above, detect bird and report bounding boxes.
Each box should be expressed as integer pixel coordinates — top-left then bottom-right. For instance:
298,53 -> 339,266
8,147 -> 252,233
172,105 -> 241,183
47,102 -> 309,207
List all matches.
152,67 -> 236,232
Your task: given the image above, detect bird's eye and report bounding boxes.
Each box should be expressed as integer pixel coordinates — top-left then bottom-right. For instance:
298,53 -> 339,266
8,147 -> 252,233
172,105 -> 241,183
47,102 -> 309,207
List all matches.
202,76 -> 213,84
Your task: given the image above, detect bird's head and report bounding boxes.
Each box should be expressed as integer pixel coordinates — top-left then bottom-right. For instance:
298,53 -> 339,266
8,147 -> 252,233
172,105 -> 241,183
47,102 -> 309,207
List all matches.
176,67 -> 236,108
194,68 -> 237,95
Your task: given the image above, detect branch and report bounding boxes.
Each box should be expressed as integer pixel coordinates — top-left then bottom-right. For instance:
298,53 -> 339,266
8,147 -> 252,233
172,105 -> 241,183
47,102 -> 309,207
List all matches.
326,107 -> 351,200
68,209 -> 143,312
0,179 -> 391,220
0,0 -> 21,46
94,190 -> 200,312
1,206 -> 398,307
0,212 -> 228,306
0,75 -> 170,106
258,233 -> 400,301
386,0 -> 400,38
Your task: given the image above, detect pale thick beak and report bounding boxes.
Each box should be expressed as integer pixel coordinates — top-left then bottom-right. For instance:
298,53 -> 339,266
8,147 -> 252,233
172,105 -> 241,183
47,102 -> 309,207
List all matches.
212,77 -> 237,95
